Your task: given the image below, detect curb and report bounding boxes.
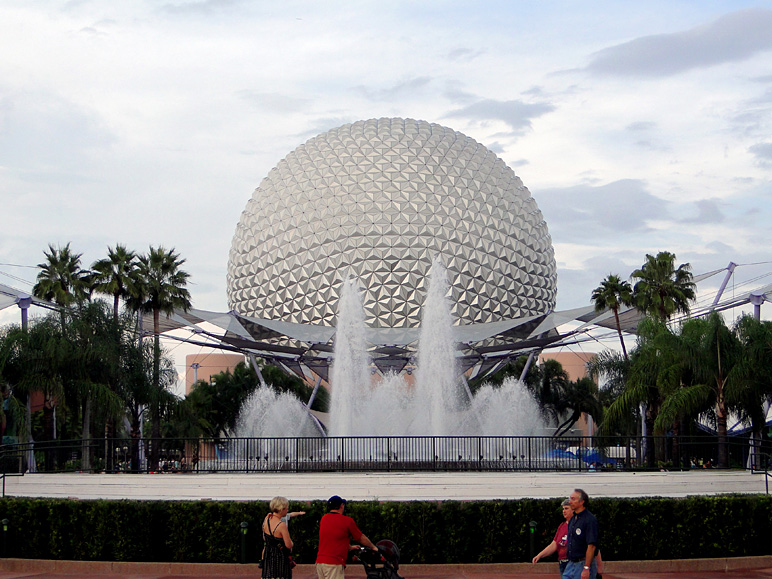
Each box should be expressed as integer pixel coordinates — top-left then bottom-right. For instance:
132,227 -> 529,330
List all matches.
0,556 -> 771,576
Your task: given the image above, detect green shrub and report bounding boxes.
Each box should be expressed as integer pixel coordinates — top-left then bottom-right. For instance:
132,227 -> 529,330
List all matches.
0,495 -> 769,563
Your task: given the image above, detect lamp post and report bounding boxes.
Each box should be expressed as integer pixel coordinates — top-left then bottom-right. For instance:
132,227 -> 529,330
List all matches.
239,521 -> 249,564
191,362 -> 200,384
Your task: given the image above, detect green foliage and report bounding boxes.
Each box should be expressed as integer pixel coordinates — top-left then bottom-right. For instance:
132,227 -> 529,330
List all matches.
2,495 -> 770,564
33,243 -> 91,309
592,273 -> 633,358
630,251 -> 695,321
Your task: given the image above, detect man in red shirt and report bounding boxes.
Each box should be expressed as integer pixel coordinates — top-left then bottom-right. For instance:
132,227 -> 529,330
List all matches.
316,495 -> 377,579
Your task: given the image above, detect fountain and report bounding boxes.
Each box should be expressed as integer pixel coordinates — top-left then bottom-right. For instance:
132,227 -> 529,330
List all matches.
327,276 -> 375,437
236,387 -> 321,438
233,258 -> 546,467
236,260 -> 546,439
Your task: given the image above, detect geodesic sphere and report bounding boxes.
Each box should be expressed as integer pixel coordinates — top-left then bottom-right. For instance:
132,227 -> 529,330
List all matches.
227,118 -> 556,328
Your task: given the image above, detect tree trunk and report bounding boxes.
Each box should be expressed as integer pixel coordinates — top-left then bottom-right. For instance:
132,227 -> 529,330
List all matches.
613,307 -> 628,359
645,402 -> 658,468
716,380 -> 729,468
43,396 -> 56,471
24,394 -> 37,473
150,309 -> 161,471
81,397 -> 92,471
130,412 -> 141,473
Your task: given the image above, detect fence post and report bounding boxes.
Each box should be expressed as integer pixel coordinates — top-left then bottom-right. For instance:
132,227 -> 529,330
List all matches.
528,438 -> 532,472
240,521 -> 249,564
2,518 -> 8,558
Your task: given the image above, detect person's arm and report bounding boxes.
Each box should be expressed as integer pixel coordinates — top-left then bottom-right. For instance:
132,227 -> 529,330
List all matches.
358,533 -> 377,550
277,521 -> 293,550
582,544 -> 596,577
531,541 -> 557,564
595,549 -> 604,573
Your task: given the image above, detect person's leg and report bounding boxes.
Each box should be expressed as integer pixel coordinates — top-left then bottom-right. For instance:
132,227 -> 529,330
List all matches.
562,560 -> 582,579
316,563 -> 345,579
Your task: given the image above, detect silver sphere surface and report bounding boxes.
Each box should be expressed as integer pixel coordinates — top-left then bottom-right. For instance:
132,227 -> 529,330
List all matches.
227,117 -> 557,328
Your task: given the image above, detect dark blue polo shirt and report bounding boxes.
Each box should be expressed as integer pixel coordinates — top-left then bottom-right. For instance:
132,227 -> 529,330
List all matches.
566,508 -> 599,562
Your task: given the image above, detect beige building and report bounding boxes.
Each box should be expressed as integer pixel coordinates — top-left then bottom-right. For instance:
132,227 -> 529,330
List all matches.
540,351 -> 598,436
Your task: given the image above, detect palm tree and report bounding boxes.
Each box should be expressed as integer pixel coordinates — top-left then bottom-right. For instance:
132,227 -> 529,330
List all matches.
630,252 -> 696,321
1,316 -> 67,469
132,246 -> 192,335
33,243 -> 91,326
131,246 -> 192,468
731,315 -> 772,469
530,358 -> 570,427
655,312 -> 740,468
588,349 -> 637,436
116,333 -> 176,472
89,244 -> 140,456
64,301 -> 126,470
601,317 -> 678,467
554,377 -> 603,437
91,244 -> 139,320
592,274 -> 633,358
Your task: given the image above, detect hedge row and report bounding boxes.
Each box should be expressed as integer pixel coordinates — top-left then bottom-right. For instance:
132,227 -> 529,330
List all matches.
0,495 -> 770,564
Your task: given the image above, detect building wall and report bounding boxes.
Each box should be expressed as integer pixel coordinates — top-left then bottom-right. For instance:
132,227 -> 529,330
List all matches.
185,353 -> 246,395
539,351 -> 597,436
539,351 -> 596,382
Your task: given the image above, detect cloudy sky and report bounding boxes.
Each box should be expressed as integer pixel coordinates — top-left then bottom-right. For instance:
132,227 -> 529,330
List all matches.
2,1 -> 772,377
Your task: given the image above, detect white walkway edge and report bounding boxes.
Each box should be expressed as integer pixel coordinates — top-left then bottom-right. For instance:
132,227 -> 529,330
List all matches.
4,470 -> 768,501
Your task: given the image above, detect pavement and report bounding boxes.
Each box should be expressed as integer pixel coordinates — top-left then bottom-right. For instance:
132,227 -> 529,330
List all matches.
4,469 -> 769,501
0,558 -> 771,578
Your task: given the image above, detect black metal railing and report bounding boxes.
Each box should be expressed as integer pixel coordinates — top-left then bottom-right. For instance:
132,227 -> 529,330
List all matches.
0,434 -> 766,474
750,451 -> 771,494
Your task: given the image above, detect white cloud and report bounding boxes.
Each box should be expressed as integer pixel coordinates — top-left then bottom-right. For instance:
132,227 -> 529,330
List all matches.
749,142 -> 772,167
585,8 -> 772,77
444,99 -> 555,135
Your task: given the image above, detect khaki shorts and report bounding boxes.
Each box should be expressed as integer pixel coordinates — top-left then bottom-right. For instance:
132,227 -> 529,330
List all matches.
316,563 -> 346,579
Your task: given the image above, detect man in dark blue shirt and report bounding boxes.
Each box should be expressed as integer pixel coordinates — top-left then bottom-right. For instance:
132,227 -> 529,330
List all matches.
563,488 -> 599,579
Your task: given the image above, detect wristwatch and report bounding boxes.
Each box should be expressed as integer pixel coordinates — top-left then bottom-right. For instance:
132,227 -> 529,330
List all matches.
583,566 -> 590,570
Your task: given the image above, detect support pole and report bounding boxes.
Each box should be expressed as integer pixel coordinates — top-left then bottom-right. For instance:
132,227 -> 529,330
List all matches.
749,291 -> 766,321
307,375 -> 323,409
710,262 -> 736,311
248,354 -> 267,388
519,351 -> 537,382
16,295 -> 31,332
190,362 -> 200,384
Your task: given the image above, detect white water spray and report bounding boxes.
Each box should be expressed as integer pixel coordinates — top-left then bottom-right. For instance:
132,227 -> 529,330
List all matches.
236,386 -> 321,438
412,257 -> 463,435
328,277 -> 372,437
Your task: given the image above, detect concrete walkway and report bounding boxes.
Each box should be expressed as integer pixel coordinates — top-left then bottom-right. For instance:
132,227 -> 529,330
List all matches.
3,469 -> 768,501
0,557 -> 771,578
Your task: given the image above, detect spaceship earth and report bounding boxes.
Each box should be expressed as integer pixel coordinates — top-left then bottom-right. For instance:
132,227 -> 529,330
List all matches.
227,117 -> 557,329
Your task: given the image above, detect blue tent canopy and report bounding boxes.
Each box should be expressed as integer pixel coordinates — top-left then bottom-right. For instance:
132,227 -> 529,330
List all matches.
544,449 -> 577,459
581,451 -> 616,464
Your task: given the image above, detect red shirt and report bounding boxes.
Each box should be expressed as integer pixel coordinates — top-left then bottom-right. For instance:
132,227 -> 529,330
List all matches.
316,512 -> 363,566
554,521 -> 569,560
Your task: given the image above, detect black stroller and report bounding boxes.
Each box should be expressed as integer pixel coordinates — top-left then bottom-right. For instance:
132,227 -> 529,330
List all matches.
351,539 -> 404,579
